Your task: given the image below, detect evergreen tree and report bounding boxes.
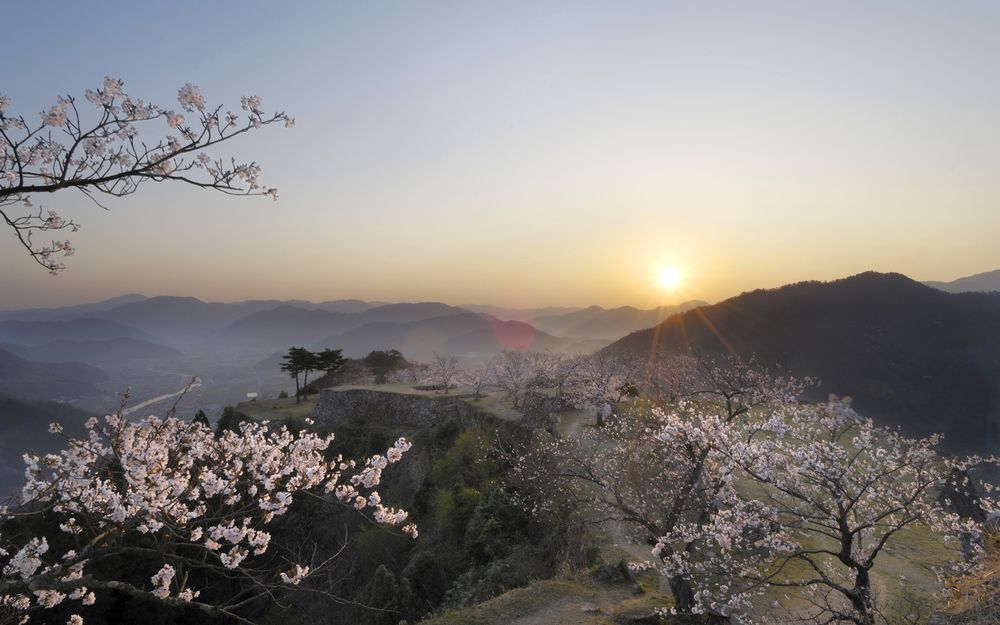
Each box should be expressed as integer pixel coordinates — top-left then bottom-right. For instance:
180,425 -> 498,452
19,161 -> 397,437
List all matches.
192,409 -> 210,428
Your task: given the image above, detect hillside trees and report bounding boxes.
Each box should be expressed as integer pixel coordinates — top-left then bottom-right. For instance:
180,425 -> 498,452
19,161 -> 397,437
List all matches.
280,347 -> 345,401
363,350 -> 408,384
514,358 -> 806,617
516,352 -> 1000,623
0,77 -> 292,273
729,397 -> 999,625
316,348 -> 346,377
0,413 -> 415,624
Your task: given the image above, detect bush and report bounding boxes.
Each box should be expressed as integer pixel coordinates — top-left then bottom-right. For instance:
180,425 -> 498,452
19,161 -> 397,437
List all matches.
215,405 -> 248,435
361,565 -> 416,625
435,487 -> 482,541
430,428 -> 497,490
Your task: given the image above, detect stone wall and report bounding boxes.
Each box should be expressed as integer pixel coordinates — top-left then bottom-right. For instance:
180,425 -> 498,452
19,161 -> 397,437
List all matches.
313,388 -> 492,429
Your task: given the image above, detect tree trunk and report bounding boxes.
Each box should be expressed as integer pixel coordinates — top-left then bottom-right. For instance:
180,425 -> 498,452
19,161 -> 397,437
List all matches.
850,569 -> 876,625
669,574 -> 697,615
294,374 -> 301,404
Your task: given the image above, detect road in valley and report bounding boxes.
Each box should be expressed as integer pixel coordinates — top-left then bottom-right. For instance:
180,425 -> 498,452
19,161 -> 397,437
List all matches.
122,376 -> 202,416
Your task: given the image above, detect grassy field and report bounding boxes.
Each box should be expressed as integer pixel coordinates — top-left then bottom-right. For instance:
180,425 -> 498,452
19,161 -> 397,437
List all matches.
235,395 -> 318,422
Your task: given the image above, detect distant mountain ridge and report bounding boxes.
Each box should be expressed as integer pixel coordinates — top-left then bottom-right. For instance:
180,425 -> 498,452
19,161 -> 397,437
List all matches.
1,338 -> 180,367
0,346 -> 108,401
0,317 -> 153,345
607,272 -> 1000,452
3,295 -> 707,347
533,301 -> 708,340
0,294 -> 148,321
315,312 -> 607,360
925,268 -> 1000,293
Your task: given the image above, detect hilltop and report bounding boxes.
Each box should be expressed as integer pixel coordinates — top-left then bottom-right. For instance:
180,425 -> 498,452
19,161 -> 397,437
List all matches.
607,272 -> 1000,451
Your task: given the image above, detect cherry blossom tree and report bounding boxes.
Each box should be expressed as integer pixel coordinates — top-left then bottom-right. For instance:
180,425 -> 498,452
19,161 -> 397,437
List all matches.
514,356 -> 805,618
0,412 -> 416,625
729,396 -> 999,625
490,351 -> 552,409
565,351 -> 641,426
0,77 -> 292,273
386,362 -> 430,385
456,363 -> 496,401
428,353 -> 461,394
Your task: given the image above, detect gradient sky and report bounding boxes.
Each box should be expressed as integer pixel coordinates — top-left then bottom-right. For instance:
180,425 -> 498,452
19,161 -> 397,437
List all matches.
2,1 -> 998,309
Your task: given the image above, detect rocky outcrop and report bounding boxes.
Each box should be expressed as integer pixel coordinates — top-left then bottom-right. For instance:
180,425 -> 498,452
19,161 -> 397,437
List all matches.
313,388 -> 493,429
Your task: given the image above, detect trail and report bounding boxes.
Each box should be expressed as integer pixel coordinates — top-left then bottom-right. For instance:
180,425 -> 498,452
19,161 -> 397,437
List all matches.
123,376 -> 201,416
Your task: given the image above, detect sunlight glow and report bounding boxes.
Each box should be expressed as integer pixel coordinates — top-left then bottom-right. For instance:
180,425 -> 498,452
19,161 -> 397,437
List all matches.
658,266 -> 682,290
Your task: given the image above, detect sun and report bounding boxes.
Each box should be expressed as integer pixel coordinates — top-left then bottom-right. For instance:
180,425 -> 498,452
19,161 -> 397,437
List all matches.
658,266 -> 682,290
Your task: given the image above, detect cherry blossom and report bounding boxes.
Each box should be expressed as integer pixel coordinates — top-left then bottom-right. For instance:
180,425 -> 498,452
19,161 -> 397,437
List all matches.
0,77 -> 293,273
513,356 -> 806,618
0,412 -> 414,624
727,395 -> 1000,625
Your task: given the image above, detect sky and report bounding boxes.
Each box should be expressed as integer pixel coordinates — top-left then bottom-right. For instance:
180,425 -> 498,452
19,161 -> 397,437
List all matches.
2,1 -> 998,309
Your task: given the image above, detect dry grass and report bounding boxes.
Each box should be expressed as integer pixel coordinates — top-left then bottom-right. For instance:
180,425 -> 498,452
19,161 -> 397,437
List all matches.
417,573 -> 669,625
942,531 -> 1000,623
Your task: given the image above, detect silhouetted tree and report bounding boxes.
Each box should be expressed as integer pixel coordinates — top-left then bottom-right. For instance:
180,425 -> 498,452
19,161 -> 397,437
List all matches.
215,405 -> 248,435
316,348 -> 347,377
281,346 -> 313,403
364,349 -> 409,384
192,409 -> 210,428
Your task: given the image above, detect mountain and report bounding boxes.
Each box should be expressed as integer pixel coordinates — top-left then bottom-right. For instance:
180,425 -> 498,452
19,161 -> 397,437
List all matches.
320,313 -> 490,359
925,269 -> 1000,294
534,301 -> 709,340
314,299 -> 384,314
459,304 -> 584,322
607,272 -> 1000,452
1,338 -> 180,367
450,318 -> 604,355
86,296 -> 286,339
88,297 -> 470,343
0,294 -> 148,321
0,393 -> 94,496
217,306 -> 350,346
319,312 -> 606,360
0,317 -> 151,346
0,347 -> 108,401
354,302 -> 471,324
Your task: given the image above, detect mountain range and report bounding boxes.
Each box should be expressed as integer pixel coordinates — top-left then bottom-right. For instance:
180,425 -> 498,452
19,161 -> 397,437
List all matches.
532,301 -> 707,340
4,268 -> 1000,453
924,269 -> 1000,294
608,272 -> 1000,451
315,312 -> 605,360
